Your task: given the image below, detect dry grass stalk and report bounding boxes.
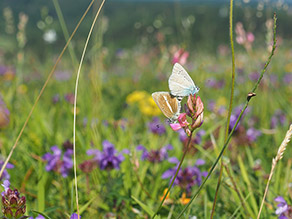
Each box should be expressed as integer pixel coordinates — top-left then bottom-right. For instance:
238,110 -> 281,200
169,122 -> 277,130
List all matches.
257,124 -> 292,219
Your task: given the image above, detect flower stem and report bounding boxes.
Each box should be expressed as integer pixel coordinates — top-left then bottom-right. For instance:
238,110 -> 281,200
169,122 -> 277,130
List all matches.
210,0 -> 235,217
0,0 -> 96,179
151,130 -> 194,218
177,13 -> 277,219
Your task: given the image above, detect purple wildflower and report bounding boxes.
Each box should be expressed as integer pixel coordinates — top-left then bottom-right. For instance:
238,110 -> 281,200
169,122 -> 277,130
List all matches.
229,106 -> 248,131
248,71 -> 260,81
205,78 -> 225,89
205,78 -> 217,88
43,146 -> 73,177
54,70 -> 71,81
271,110 -> 287,129
70,213 -> 81,219
162,159 -> 207,192
274,196 -> 292,219
246,127 -> 262,143
87,140 -> 129,170
0,97 -> 10,128
1,180 -> 10,197
136,144 -> 173,163
28,215 -> 45,219
270,74 -> 278,86
283,73 -> 292,84
148,117 -> 166,135
0,161 -> 14,181
194,130 -> 206,144
52,94 -> 60,104
64,93 -> 75,104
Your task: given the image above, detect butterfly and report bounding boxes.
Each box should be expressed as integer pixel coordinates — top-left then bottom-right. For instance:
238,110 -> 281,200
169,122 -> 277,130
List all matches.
168,63 -> 199,98
152,92 -> 181,122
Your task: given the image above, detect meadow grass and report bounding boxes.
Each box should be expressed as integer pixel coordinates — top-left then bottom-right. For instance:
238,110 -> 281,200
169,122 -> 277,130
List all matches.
0,1 -> 292,219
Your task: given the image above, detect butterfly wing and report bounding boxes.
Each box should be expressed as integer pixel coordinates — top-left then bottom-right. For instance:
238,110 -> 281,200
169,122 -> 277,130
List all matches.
168,63 -> 199,97
152,92 -> 180,121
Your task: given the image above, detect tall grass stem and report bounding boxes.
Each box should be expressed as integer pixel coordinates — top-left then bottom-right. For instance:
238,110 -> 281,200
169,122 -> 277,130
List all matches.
73,0 -> 106,217
210,0 -> 235,217
52,0 -> 79,68
257,124 -> 292,219
177,13 -> 277,218
0,0 -> 96,179
151,130 -> 194,219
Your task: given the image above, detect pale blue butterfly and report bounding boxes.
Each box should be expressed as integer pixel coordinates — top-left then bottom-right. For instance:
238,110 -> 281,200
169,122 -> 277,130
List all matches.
168,63 -> 199,98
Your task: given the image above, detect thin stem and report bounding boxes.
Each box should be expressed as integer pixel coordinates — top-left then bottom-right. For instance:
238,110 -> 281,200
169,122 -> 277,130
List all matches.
151,130 -> 194,219
73,0 -> 106,217
177,13 -> 277,219
0,0 -> 96,179
52,0 -> 78,68
210,0 -> 235,217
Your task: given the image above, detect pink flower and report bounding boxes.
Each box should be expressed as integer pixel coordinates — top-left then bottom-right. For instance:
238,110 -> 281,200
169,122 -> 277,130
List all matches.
246,32 -> 255,43
170,113 -> 189,131
172,49 -> 189,65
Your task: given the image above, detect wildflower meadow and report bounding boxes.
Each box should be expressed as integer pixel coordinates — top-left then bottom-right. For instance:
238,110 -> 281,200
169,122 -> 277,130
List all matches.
0,0 -> 292,218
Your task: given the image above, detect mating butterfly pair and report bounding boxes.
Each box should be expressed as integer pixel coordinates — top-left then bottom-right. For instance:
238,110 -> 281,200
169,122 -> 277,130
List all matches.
152,63 -> 199,122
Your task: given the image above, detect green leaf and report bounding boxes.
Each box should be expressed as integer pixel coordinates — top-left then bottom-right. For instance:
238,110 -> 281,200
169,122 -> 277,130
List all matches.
131,195 -> 154,216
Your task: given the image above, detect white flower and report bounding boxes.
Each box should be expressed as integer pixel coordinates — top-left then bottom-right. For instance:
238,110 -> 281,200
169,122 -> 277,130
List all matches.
43,29 -> 57,43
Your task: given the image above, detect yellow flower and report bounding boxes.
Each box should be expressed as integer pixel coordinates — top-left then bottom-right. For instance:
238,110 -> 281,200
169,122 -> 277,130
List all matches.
126,90 -> 148,105
139,96 -> 161,116
179,193 -> 190,205
160,188 -> 172,205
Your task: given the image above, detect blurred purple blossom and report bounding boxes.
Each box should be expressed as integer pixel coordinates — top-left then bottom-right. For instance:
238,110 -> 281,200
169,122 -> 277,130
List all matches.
70,213 -> 81,219
43,146 -> 73,177
28,215 -> 45,219
283,73 -> 292,84
87,140 -> 129,170
274,196 -> 292,219
52,94 -> 60,104
64,93 -> 75,104
0,161 -> 14,181
271,110 -> 286,129
270,74 -> 278,86
205,78 -> 225,89
54,70 -> 71,81
1,180 -> 10,196
148,117 -> 166,135
0,97 -> 10,128
229,105 -> 251,132
246,127 -> 262,143
248,71 -> 260,81
136,144 -> 173,163
162,159 -> 207,192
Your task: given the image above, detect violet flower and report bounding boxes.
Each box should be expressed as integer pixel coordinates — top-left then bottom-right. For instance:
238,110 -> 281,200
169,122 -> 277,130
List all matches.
246,127 -> 262,143
283,73 -> 292,84
271,110 -> 287,129
229,105 -> 248,131
248,71 -> 260,82
162,159 -> 207,192
70,213 -> 81,219
64,93 -> 75,104
136,144 -> 173,163
43,146 -> 73,177
87,140 -> 129,170
0,97 -> 10,128
28,215 -> 45,219
274,196 -> 292,219
0,161 -> 14,181
148,117 -> 166,135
